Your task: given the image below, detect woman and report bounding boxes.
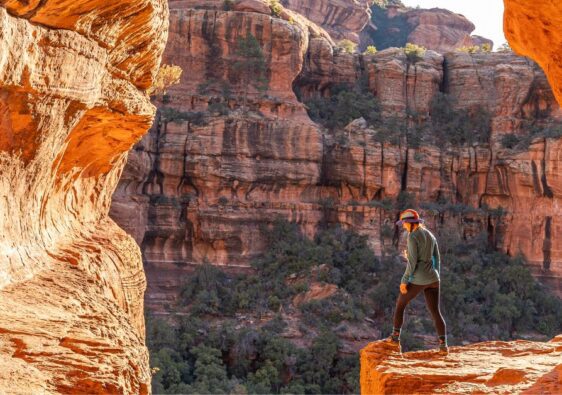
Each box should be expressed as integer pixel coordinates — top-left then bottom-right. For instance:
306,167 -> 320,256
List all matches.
386,209 -> 448,353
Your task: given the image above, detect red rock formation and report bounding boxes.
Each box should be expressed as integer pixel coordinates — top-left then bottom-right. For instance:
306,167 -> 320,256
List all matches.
406,8 -> 492,52
367,5 -> 494,53
504,0 -> 562,107
111,2 -> 562,313
282,0 -> 371,43
0,0 -> 168,392
360,336 -> 562,394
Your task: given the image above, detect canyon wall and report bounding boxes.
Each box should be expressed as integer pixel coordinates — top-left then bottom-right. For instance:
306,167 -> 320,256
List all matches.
0,0 -> 168,392
110,0 -> 562,314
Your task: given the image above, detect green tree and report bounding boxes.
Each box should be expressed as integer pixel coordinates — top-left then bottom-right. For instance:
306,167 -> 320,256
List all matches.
188,345 -> 232,394
233,33 -> 269,110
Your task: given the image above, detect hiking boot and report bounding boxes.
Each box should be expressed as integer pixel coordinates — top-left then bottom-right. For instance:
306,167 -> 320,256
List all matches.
384,335 -> 402,353
438,338 -> 449,354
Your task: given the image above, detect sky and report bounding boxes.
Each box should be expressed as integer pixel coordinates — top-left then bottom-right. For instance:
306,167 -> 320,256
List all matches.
401,0 -> 506,49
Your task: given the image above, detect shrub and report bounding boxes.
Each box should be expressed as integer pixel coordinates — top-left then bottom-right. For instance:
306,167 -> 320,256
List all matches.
498,42 -> 512,52
481,43 -> 492,52
457,45 -> 481,54
159,108 -> 206,125
269,0 -> 282,17
305,85 -> 381,130
233,33 -> 269,109
363,45 -> 378,55
501,133 -> 521,149
148,64 -> 183,97
429,93 -> 492,146
337,39 -> 358,54
223,0 -> 234,10
403,43 -> 426,64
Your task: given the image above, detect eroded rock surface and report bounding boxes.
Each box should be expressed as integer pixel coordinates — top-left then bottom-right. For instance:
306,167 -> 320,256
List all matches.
282,0 -> 371,43
0,0 -> 168,392
504,0 -> 562,106
360,336 -> 562,394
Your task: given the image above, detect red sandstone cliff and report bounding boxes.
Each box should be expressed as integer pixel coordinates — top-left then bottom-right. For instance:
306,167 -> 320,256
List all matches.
0,0 -> 168,392
110,1 -> 562,315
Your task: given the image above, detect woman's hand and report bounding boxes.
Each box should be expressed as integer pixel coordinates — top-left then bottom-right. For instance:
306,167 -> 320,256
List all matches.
402,249 -> 408,260
400,283 -> 408,294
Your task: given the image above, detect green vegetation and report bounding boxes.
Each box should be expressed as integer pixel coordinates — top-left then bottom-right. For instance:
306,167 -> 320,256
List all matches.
403,43 -> 426,64
159,108 -> 206,125
269,0 -> 282,17
457,44 -> 492,54
363,45 -> 378,55
305,84 -> 381,130
148,219 -> 562,393
500,121 -> 562,150
429,92 -> 492,146
337,39 -> 358,54
498,42 -> 513,52
223,0 -> 234,11
233,33 -> 270,109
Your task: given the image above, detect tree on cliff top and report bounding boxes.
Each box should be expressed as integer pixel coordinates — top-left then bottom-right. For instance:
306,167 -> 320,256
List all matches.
233,33 -> 269,111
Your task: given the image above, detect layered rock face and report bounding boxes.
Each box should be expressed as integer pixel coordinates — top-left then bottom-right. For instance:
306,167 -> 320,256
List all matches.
282,0 -> 371,43
360,336 -> 562,394
504,0 -> 562,106
0,1 -> 167,392
111,0 -> 562,314
366,5 -> 493,53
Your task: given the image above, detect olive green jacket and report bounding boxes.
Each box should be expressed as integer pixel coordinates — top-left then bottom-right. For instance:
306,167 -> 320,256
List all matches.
401,226 -> 441,285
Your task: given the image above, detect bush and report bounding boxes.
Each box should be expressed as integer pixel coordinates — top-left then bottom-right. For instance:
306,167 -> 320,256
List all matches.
269,0 -> 282,17
403,43 -> 426,64
223,0 -> 234,10
337,39 -> 358,54
159,108 -> 206,125
305,85 -> 381,130
363,45 -> 378,55
501,133 -> 521,149
429,93 -> 492,146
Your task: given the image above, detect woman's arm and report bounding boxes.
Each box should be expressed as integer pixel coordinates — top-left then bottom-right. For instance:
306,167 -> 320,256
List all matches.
401,233 -> 418,284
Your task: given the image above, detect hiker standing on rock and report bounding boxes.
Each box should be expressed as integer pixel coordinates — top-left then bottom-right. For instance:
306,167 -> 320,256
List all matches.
386,209 -> 448,353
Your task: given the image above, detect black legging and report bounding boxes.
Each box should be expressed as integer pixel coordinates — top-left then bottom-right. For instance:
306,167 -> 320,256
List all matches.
393,281 -> 446,336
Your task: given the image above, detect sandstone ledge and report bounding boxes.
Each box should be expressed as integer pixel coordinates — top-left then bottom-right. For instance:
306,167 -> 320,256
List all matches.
360,336 -> 562,394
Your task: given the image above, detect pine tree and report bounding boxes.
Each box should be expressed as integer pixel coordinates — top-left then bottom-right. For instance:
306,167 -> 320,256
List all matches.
232,33 -> 269,111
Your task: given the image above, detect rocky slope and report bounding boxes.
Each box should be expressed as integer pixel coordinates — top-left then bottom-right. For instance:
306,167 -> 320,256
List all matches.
0,0 -> 167,392
110,0 -> 562,315
360,335 -> 562,394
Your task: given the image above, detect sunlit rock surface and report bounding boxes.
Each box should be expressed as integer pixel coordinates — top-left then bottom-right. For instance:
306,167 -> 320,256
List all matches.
504,0 -> 562,106
360,335 -> 562,394
0,0 -> 168,392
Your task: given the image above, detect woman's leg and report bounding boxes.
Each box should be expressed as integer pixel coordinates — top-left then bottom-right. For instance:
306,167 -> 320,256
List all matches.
393,283 -> 425,331
423,283 -> 446,337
